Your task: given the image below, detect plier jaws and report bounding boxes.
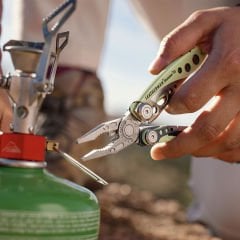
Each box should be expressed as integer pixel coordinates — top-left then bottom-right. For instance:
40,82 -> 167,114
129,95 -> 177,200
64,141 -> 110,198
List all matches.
80,138 -> 134,161
76,118 -> 122,144
77,113 -> 140,161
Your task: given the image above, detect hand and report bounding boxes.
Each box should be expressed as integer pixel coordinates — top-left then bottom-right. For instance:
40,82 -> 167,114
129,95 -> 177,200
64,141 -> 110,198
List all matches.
0,89 -> 12,132
148,6 -> 240,163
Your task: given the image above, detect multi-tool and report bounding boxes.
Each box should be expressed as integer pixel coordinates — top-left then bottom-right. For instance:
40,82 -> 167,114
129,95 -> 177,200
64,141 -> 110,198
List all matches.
77,47 -> 207,161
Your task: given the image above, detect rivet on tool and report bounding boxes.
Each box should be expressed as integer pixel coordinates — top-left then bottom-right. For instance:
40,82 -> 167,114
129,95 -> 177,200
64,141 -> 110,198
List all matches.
146,130 -> 158,144
123,124 -> 134,137
137,103 -> 153,120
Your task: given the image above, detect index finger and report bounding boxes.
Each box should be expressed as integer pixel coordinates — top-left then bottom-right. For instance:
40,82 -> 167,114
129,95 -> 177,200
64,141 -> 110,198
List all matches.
148,8 -> 223,74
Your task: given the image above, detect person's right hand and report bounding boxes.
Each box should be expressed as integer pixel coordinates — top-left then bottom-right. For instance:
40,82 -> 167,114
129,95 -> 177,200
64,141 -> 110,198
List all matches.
148,6 -> 240,163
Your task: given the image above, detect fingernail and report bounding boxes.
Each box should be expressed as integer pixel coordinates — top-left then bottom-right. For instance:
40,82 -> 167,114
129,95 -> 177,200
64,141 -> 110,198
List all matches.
148,58 -> 160,74
165,97 -> 188,114
148,57 -> 168,75
166,105 -> 185,114
150,144 -> 166,160
165,104 -> 178,114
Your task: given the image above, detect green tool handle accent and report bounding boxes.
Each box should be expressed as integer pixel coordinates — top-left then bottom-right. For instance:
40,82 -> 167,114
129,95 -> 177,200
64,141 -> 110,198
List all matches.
140,46 -> 206,103
130,47 -> 206,121
139,125 -> 186,145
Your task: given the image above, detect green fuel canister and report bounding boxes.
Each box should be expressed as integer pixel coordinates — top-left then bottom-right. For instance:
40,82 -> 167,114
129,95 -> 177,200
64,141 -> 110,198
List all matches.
0,133 -> 100,240
0,1 -> 102,238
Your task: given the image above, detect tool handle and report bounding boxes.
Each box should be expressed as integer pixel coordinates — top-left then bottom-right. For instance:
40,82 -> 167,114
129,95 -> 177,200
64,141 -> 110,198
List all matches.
130,47 -> 206,122
139,125 -> 186,145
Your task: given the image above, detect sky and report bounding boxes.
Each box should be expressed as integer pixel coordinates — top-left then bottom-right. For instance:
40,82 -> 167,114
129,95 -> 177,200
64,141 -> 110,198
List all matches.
98,0 -> 159,115
98,0 -> 199,126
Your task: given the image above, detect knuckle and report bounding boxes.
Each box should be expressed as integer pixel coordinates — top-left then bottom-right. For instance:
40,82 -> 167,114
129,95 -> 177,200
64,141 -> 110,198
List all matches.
159,35 -> 179,59
189,9 -> 210,23
224,138 -> 240,151
179,92 -> 201,112
197,123 -> 221,142
224,49 -> 240,74
161,35 -> 178,50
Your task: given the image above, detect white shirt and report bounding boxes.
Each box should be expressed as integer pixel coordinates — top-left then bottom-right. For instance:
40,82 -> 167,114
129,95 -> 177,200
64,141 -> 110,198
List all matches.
2,0 -> 110,71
